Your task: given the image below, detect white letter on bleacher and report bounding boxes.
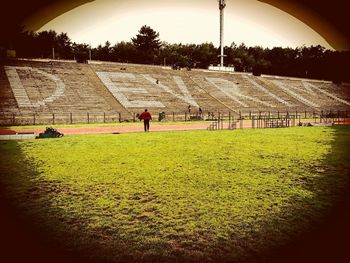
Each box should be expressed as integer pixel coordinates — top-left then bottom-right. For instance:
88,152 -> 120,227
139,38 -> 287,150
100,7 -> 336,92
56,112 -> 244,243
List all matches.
142,74 -> 199,107
206,77 -> 272,107
4,66 -> 32,107
96,72 -> 164,108
5,66 -> 65,108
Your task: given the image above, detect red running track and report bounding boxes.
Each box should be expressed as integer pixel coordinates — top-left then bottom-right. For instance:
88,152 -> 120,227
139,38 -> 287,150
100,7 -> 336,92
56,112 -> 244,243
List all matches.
2,120 -> 346,135
0,123 -> 229,135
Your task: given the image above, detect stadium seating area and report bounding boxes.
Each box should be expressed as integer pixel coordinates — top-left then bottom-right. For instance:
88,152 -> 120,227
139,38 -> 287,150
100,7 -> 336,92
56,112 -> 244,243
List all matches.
0,59 -> 349,124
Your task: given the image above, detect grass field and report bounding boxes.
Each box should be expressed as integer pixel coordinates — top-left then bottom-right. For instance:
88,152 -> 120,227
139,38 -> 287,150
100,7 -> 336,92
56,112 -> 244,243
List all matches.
0,126 -> 349,262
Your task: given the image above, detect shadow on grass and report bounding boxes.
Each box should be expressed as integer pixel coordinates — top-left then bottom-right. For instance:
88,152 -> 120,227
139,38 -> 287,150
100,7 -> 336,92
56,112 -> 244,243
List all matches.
271,125 -> 350,262
0,140 -> 92,263
0,125 -> 349,263
243,125 -> 350,263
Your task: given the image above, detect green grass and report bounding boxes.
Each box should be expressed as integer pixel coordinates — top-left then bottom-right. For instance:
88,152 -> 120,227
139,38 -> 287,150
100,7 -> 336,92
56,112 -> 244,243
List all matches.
0,126 -> 349,262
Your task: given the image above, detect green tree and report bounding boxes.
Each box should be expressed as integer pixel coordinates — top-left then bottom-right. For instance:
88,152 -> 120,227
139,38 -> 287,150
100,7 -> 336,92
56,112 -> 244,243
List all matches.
72,43 -> 89,63
56,32 -> 72,59
95,41 -> 112,61
160,43 -> 195,67
12,29 -> 37,58
298,45 -> 326,78
230,43 -> 255,72
36,30 -> 57,58
193,43 -> 217,68
131,25 -> 161,64
112,41 -> 137,62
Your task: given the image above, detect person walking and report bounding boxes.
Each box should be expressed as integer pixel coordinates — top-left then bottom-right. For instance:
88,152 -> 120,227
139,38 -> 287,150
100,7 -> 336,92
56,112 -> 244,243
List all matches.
139,109 -> 152,132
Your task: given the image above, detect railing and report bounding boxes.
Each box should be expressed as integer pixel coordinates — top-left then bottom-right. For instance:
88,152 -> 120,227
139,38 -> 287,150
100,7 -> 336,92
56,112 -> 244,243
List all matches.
0,110 -> 349,126
206,110 -> 350,130
0,112 -> 122,126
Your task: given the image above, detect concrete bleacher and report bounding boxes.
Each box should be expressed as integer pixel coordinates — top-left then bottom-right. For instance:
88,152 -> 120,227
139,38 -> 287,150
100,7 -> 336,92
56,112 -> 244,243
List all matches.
262,76 -> 350,111
0,60 -> 131,124
0,59 -> 349,125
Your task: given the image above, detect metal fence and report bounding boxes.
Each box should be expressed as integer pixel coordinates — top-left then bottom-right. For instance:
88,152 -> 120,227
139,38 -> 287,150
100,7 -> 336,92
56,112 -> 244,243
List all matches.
0,110 -> 349,126
206,110 -> 350,130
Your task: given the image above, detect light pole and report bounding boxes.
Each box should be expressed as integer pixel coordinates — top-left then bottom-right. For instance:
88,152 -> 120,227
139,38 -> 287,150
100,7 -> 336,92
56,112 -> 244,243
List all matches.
218,0 -> 226,67
89,43 -> 92,61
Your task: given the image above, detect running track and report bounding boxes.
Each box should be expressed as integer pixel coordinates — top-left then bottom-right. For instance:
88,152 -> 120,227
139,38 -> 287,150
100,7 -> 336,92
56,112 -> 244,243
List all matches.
1,120 -> 347,135
0,122 -> 251,135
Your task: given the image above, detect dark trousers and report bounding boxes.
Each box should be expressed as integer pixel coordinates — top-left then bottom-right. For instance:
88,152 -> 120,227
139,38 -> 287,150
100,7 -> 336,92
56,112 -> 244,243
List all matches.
144,120 -> 150,132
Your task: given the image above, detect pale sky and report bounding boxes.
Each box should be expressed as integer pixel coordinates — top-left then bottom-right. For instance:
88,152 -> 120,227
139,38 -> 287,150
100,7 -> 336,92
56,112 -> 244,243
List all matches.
39,0 -> 332,49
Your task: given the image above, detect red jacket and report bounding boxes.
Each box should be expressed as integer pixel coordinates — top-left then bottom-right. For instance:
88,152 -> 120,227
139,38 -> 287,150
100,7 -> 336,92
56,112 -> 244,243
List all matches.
139,111 -> 152,121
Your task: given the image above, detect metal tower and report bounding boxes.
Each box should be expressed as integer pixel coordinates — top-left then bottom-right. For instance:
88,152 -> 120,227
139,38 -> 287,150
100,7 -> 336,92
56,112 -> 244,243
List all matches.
218,0 -> 226,67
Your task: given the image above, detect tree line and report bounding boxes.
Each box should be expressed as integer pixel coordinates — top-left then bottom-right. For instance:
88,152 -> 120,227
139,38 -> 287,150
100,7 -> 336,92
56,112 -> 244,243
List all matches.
1,25 -> 349,82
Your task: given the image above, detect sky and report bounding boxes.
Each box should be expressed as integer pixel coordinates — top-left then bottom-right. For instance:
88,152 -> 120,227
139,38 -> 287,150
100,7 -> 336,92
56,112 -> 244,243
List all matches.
38,0 -> 333,49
